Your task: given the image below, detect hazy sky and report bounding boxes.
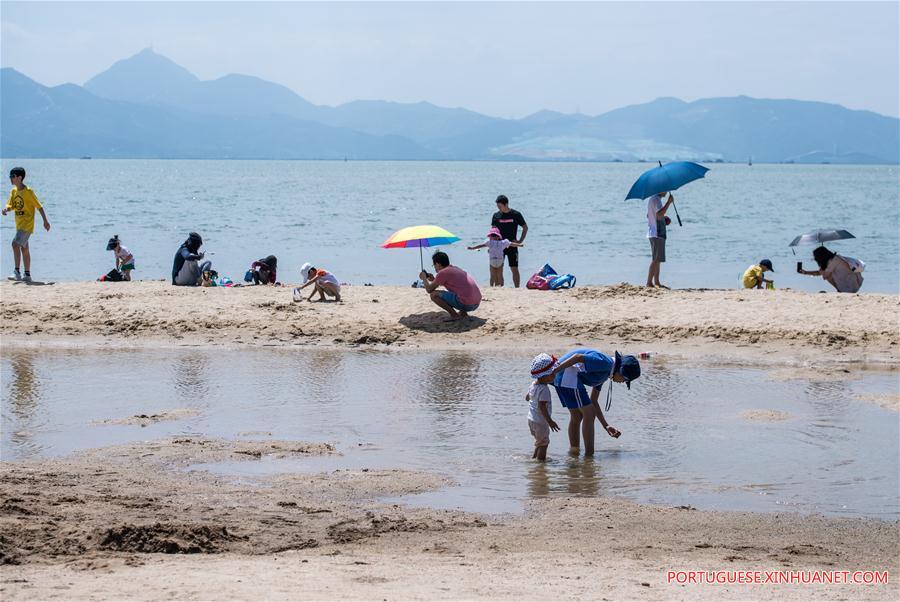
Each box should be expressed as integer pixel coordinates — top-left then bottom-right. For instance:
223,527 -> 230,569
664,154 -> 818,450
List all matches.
2,1 -> 898,118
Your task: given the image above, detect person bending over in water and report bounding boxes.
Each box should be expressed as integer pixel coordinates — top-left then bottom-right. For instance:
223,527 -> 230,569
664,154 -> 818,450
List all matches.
296,262 -> 341,302
547,348 -> 640,456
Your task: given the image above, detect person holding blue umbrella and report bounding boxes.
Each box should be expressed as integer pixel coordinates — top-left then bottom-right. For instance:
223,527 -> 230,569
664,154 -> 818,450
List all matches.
646,191 -> 675,288
625,161 -> 710,289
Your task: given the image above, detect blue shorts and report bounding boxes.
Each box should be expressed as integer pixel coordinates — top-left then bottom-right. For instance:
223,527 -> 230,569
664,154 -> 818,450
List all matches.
553,383 -> 593,410
439,291 -> 480,312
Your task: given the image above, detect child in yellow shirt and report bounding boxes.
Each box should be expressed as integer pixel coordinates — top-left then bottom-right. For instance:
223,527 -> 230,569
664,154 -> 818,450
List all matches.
2,167 -> 51,283
742,259 -> 774,289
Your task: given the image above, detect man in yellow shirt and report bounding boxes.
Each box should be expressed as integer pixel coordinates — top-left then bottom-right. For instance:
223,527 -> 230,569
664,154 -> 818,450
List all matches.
742,259 -> 774,289
2,167 -> 51,282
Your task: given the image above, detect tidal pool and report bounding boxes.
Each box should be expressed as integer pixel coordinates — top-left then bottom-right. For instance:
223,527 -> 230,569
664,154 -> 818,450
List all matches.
2,346 -> 897,518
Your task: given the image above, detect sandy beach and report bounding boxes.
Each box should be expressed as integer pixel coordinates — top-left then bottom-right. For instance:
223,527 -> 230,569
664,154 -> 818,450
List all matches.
2,280 -> 898,358
2,437 -> 898,601
2,280 -> 898,600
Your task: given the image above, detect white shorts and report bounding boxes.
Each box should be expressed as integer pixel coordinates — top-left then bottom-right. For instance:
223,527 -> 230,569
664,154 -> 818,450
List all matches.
489,257 -> 505,268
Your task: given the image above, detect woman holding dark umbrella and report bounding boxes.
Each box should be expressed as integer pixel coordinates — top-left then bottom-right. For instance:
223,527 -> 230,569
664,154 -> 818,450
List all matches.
798,246 -> 864,293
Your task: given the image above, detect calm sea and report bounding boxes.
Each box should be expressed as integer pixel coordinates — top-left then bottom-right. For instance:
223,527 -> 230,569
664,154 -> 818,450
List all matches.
1,160 -> 897,292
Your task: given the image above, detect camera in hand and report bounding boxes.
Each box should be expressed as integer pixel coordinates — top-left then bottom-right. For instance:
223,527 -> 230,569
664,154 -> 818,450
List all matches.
796,261 -> 803,273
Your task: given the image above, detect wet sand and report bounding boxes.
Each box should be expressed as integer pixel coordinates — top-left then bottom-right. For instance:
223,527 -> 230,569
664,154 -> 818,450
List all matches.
2,280 -> 899,599
1,437 -> 897,601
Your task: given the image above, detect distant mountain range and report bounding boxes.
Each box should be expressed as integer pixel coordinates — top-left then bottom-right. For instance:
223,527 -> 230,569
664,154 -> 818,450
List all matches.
2,48 -> 897,163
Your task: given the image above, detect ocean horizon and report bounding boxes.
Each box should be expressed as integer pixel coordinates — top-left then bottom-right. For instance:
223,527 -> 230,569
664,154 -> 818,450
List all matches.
2,159 -> 897,293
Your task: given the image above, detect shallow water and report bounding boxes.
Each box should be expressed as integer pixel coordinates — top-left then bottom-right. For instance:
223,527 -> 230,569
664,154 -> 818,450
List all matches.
2,346 -> 898,518
0,160 -> 897,292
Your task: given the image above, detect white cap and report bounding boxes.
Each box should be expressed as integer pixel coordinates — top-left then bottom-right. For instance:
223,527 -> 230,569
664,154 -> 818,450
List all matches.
300,262 -> 314,283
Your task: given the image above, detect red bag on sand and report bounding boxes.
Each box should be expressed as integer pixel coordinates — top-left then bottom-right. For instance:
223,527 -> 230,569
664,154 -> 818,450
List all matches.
526,273 -> 552,290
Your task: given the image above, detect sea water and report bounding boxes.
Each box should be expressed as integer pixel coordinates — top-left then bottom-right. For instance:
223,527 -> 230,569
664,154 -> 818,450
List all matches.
0,160 -> 897,292
3,346 -> 897,518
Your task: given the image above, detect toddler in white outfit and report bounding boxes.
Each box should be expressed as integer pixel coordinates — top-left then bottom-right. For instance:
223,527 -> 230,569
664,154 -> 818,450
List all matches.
527,353 -> 561,461
468,226 -> 524,287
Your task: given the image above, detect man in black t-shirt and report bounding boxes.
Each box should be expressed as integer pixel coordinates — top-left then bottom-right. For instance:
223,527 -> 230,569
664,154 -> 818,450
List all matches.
491,194 -> 528,287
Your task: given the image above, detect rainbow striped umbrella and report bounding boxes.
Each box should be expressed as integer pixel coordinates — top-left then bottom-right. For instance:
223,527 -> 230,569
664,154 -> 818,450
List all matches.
382,225 -> 461,271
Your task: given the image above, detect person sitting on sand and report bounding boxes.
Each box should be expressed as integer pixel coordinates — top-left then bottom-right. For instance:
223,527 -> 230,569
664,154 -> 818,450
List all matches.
468,226 -> 524,287
419,251 -> 482,321
547,349 -> 640,456
250,255 -> 278,285
527,354 -> 561,461
798,246 -> 864,293
296,262 -> 341,302
742,259 -> 774,289
106,235 -> 135,281
172,232 -> 211,286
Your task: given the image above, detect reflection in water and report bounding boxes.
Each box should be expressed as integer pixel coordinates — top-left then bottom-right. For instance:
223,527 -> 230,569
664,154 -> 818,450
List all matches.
420,352 -> 483,442
526,457 -> 605,499
292,348 -> 345,405
805,379 -> 852,418
630,363 -> 683,463
422,352 -> 482,412
526,462 -> 550,498
2,350 -> 43,457
2,347 -> 897,517
6,351 -> 41,419
171,351 -> 210,402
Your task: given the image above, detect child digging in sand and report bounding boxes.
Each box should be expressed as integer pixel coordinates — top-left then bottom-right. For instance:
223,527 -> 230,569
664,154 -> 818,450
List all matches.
468,226 -> 524,287
295,262 -> 341,302
527,354 -> 561,461
106,235 -> 135,281
742,259 -> 774,289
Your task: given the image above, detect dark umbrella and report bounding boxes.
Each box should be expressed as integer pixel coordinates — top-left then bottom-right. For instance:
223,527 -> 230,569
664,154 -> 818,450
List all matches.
788,229 -> 855,255
624,161 -> 710,226
788,229 -> 855,247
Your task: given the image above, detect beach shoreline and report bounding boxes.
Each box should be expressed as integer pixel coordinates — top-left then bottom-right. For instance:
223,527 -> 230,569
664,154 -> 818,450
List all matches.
2,280 -> 898,360
2,280 -> 899,599
1,437 -> 897,601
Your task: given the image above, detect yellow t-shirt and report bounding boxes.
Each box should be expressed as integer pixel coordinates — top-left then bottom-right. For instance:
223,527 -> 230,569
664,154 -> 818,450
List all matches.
742,264 -> 764,288
6,187 -> 43,234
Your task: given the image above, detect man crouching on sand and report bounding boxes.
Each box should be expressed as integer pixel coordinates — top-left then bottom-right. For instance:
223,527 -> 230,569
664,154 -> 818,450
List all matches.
419,251 -> 482,321
548,349 -> 640,456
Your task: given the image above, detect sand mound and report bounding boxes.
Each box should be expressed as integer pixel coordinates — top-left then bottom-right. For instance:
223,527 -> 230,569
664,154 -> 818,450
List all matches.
742,409 -> 792,422
855,393 -> 900,413
99,523 -> 239,554
94,409 -> 200,427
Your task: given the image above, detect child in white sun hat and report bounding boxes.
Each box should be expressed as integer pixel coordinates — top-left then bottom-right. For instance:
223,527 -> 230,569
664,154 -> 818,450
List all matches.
526,353 -> 561,461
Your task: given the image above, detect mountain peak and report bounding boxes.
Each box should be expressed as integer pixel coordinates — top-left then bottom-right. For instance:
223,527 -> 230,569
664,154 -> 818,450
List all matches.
84,48 -> 198,103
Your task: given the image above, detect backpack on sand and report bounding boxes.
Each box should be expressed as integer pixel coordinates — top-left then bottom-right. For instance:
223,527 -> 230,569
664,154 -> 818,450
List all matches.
99,269 -> 124,282
549,274 -> 577,289
526,263 -> 557,290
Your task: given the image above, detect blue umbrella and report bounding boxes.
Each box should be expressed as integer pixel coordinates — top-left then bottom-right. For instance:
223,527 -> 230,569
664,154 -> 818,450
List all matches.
624,161 -> 710,226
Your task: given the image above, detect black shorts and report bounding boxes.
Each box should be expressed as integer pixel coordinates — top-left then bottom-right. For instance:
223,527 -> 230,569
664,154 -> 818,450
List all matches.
503,246 -> 519,268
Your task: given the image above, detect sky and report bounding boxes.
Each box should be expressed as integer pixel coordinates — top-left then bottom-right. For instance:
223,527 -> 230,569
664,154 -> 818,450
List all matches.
1,1 -> 898,118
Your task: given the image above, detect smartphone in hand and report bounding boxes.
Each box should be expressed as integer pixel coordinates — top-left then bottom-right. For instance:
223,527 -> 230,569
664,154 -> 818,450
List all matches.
796,261 -> 803,273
